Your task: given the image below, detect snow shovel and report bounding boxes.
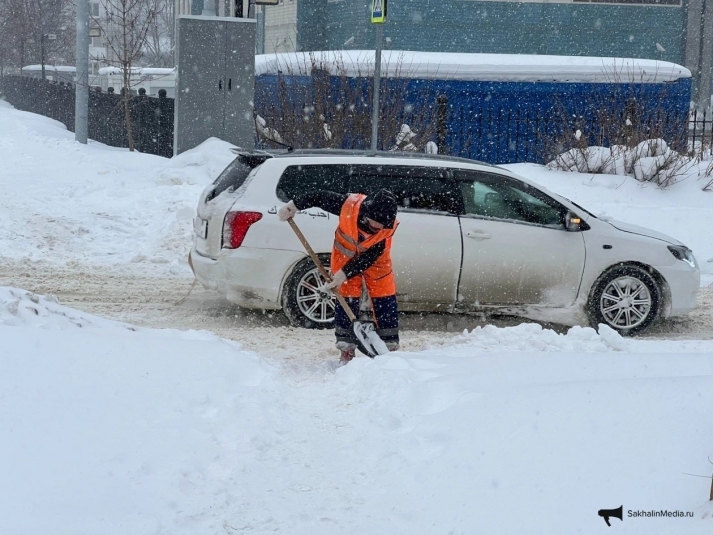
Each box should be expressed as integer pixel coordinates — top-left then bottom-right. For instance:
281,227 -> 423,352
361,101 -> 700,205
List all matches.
287,218 -> 389,358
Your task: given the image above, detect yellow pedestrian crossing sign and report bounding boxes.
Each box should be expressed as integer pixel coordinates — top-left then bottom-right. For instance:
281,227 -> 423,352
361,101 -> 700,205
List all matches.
371,0 -> 386,23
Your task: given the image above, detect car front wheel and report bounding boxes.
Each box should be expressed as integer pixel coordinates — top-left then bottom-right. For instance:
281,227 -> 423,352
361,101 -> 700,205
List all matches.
282,256 -> 336,329
587,264 -> 662,336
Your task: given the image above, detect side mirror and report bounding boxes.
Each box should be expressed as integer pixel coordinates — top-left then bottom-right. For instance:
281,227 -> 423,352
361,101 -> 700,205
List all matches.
565,211 -> 588,232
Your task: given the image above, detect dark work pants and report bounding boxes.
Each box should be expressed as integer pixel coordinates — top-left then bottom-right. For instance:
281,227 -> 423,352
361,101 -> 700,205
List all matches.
335,294 -> 399,347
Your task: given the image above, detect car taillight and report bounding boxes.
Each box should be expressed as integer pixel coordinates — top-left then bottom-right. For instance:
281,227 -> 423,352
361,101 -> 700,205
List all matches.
222,211 -> 263,249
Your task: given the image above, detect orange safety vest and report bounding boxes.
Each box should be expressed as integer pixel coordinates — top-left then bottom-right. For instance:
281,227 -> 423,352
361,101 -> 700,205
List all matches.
331,194 -> 399,298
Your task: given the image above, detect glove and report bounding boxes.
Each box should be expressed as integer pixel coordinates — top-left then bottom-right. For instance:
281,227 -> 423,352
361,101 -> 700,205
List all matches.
326,270 -> 347,290
278,200 -> 298,221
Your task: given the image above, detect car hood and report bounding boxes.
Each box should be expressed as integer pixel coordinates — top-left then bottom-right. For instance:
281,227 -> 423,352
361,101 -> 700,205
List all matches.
606,219 -> 683,246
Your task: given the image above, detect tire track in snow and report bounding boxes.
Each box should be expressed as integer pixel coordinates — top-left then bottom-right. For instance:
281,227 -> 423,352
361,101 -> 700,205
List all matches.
1,258 -> 711,367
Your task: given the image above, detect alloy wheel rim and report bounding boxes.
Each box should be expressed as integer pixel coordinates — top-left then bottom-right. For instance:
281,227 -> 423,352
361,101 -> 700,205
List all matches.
600,276 -> 652,329
296,267 -> 336,323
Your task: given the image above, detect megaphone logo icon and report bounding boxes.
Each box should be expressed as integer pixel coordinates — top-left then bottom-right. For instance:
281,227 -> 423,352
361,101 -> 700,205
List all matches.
598,505 -> 623,526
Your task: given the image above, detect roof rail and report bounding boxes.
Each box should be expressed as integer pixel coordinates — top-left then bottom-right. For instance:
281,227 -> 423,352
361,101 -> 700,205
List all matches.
301,149 -> 492,166
229,147 -> 495,167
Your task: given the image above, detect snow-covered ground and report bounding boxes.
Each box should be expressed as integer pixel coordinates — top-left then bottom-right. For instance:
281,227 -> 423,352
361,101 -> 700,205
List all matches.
1,100 -> 713,534
0,100 -> 234,276
3,288 -> 713,534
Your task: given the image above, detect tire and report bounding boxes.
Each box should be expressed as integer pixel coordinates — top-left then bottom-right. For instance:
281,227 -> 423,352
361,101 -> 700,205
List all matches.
282,255 -> 336,329
586,264 -> 662,336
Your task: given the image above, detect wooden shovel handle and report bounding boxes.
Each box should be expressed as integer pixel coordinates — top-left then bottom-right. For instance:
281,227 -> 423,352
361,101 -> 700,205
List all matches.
287,218 -> 357,322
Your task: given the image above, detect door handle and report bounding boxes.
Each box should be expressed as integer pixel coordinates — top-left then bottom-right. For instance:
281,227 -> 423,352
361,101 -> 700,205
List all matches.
466,230 -> 491,239
218,79 -> 222,91
228,78 -> 232,91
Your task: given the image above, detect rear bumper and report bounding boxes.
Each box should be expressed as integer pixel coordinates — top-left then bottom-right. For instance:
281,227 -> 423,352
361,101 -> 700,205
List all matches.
656,261 -> 700,318
190,246 -> 304,310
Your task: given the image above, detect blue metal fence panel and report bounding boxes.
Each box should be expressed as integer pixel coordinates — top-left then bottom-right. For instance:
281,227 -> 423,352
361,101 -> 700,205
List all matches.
255,73 -> 691,164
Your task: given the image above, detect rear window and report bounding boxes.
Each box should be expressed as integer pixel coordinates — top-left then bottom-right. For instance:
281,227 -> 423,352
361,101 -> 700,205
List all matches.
207,158 -> 254,202
276,164 -> 461,213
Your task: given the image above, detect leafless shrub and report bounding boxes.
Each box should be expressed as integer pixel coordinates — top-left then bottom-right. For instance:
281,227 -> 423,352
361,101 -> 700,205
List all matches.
704,165 -> 713,191
254,51 -> 439,152
543,64 -> 702,188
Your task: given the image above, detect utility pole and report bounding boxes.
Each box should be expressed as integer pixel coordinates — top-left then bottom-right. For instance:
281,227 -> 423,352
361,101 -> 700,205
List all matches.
75,0 -> 89,144
40,34 -> 46,80
369,0 -> 386,152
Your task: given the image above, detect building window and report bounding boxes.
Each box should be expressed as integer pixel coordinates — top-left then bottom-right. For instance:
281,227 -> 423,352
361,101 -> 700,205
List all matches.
91,3 -> 100,16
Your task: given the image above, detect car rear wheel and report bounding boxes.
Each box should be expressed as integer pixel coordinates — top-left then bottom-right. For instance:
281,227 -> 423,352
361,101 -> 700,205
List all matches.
282,256 -> 336,329
587,264 -> 662,336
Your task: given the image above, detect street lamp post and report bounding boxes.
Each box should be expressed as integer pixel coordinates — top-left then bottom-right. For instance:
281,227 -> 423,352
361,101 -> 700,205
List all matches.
40,33 -> 45,80
40,32 -> 58,81
370,0 -> 386,152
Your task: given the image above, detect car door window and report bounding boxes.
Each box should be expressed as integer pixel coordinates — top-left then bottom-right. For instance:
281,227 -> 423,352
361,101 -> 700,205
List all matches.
348,165 -> 462,214
277,163 -> 462,213
456,171 -> 565,227
276,165 -> 352,201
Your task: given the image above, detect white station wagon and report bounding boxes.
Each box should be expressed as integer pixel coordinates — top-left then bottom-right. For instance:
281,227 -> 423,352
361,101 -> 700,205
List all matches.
190,150 -> 699,335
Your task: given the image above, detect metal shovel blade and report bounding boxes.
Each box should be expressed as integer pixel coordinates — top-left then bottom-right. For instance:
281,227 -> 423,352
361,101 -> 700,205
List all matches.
353,320 -> 389,358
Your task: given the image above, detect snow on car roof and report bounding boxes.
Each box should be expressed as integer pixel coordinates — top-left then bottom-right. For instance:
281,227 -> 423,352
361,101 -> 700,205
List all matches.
255,50 -> 691,84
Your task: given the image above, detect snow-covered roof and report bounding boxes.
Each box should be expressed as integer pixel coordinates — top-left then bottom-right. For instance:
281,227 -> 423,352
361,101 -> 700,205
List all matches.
97,67 -> 175,76
255,51 -> 691,83
22,65 -> 76,73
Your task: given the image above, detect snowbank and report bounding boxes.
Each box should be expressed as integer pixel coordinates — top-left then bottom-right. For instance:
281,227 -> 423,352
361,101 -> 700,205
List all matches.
0,286 -> 282,534
1,290 -> 712,534
0,101 -> 233,276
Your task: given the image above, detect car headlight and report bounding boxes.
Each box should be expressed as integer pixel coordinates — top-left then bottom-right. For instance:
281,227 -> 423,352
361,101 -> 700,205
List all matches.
667,245 -> 697,268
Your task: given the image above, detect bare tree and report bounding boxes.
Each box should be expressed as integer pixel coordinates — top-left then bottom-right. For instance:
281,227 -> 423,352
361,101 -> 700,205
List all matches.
256,52 -> 439,152
0,10 -> 9,77
0,0 -> 73,76
0,0 -> 33,72
95,0 -> 163,150
28,0 -> 64,78
142,0 -> 173,67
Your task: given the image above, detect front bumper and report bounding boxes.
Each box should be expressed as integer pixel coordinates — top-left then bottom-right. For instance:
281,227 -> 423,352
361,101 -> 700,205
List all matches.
190,246 -> 305,310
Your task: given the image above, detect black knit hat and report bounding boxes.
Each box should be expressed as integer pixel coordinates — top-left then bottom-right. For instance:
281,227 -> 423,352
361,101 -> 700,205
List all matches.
362,189 -> 398,229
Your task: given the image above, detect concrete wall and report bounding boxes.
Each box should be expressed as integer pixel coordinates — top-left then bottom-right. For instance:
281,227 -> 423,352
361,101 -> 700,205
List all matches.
265,1 -> 299,53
